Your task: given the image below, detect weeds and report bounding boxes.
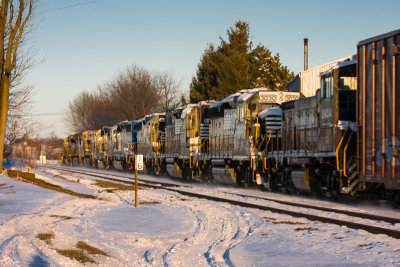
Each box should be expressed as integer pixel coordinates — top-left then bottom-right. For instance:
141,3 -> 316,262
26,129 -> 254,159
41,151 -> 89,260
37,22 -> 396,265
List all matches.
57,241 -> 109,264
37,233 -> 54,245
294,227 -> 318,231
50,214 -> 73,220
5,170 -> 95,199
56,249 -> 95,264
139,200 -> 161,205
93,180 -> 138,191
272,221 -> 305,225
76,241 -> 109,256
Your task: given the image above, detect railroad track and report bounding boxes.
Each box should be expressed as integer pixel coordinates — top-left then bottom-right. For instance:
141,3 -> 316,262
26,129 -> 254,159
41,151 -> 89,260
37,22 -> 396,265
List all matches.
41,165 -> 400,239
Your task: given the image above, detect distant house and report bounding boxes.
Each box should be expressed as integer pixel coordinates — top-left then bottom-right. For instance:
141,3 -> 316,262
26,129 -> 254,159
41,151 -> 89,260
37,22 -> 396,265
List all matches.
11,138 -> 63,160
286,55 -> 356,97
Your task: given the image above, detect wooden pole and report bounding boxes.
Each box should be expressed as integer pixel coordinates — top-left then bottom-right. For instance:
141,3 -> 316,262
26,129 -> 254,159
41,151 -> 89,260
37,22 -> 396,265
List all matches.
135,155 -> 138,207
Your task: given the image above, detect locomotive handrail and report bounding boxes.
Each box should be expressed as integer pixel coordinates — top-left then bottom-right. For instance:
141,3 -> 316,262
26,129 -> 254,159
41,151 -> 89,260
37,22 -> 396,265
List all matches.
258,131 -> 267,151
263,131 -> 272,171
250,137 -> 257,168
336,126 -> 349,172
343,130 -> 354,177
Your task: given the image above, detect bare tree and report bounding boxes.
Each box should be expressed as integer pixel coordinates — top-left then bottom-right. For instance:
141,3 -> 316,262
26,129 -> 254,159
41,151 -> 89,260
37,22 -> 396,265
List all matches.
154,72 -> 181,112
110,65 -> 161,119
66,88 -> 118,133
66,65 -> 177,133
0,0 -> 35,171
4,83 -> 38,159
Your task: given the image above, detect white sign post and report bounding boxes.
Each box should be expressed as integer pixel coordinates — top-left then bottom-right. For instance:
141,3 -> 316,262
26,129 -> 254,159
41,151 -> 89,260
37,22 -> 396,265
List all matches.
135,155 -> 143,207
136,155 -> 143,170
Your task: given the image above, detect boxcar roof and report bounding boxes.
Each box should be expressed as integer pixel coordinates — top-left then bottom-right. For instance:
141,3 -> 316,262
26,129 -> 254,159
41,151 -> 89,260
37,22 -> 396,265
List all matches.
358,28 -> 400,46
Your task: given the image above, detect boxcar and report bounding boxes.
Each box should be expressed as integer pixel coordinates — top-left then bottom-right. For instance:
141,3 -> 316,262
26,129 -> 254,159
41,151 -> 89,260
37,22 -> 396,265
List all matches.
357,29 -> 400,190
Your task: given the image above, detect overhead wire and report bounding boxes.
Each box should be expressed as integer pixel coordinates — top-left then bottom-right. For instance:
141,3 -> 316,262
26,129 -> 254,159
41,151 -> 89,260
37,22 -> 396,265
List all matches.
42,0 -> 104,13
24,112 -> 64,117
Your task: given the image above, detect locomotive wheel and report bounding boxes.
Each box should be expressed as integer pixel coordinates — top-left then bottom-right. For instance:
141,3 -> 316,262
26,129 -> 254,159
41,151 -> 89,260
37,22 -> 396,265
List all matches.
268,173 -> 278,192
394,192 -> 400,208
389,191 -> 400,208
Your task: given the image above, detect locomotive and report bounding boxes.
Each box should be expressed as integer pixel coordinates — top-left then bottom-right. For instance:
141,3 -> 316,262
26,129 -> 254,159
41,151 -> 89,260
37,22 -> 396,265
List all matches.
62,29 -> 400,205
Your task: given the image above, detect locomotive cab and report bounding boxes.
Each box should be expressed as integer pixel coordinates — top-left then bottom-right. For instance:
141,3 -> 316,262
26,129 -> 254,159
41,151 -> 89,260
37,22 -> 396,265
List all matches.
318,59 -> 357,152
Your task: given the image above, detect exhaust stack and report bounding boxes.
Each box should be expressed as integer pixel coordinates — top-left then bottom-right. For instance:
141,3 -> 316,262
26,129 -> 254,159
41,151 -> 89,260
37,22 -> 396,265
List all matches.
304,38 -> 308,70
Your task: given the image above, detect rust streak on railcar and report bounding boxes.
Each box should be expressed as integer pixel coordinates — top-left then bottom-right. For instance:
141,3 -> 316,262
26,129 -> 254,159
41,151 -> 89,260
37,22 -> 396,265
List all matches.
372,42 -> 376,176
356,48 -> 360,175
382,45 -> 386,178
362,45 -> 366,177
393,42 -> 396,179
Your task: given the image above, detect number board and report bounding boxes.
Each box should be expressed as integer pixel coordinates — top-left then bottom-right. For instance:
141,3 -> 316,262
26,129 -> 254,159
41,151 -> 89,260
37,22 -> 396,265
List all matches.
136,155 -> 143,170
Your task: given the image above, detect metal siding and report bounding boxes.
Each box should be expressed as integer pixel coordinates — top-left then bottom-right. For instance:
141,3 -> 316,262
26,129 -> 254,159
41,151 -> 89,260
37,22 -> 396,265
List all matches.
300,56 -> 354,97
357,31 -> 400,189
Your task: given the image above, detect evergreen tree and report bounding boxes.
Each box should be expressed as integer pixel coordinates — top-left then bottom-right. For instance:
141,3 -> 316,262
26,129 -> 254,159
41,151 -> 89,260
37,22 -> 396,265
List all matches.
189,44 -> 219,102
190,20 -> 295,103
216,20 -> 252,98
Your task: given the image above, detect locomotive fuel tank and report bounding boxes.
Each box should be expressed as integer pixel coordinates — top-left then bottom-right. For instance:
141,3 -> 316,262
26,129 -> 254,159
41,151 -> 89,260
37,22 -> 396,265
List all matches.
291,169 -> 312,192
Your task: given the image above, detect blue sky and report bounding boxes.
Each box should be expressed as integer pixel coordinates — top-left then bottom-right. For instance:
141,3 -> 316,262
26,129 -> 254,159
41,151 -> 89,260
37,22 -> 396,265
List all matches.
24,0 -> 400,137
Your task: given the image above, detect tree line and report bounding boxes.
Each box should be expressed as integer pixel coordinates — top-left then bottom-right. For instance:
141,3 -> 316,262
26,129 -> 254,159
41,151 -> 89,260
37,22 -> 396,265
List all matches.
66,65 -> 183,133
67,20 -> 295,134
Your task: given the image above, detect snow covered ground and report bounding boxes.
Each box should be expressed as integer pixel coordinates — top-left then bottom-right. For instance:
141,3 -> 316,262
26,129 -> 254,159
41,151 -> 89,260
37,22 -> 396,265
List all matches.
1,165 -> 400,266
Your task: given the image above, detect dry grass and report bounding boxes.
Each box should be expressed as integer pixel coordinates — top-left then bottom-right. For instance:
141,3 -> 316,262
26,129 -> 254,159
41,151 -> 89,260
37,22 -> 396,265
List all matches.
50,214 -> 73,220
139,200 -> 161,205
37,233 -> 54,245
93,180 -> 138,191
5,170 -> 95,199
56,241 -> 109,264
76,241 -> 109,256
294,227 -> 318,231
5,169 -> 35,180
56,249 -> 95,264
272,220 -> 305,225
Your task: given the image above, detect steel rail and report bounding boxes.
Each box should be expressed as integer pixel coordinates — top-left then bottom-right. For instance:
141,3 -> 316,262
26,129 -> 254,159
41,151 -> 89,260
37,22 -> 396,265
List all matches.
46,165 -> 400,224
42,165 -> 400,239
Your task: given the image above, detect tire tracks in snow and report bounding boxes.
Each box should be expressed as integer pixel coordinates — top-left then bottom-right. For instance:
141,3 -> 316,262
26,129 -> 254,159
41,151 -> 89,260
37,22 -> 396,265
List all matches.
160,196 -> 263,267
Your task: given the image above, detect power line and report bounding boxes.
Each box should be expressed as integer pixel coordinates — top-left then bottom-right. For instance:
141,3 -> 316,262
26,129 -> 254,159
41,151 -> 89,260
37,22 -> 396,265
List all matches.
25,112 -> 64,117
43,0 -> 104,13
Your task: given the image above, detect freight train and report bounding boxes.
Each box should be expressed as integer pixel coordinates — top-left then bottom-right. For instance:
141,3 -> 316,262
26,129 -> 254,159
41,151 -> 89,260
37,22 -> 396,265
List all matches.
62,29 -> 400,206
